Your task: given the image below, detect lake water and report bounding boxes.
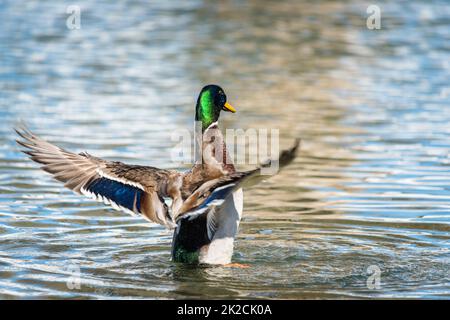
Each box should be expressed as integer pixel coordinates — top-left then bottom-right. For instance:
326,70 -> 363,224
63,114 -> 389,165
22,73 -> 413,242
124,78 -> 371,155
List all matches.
0,0 -> 449,299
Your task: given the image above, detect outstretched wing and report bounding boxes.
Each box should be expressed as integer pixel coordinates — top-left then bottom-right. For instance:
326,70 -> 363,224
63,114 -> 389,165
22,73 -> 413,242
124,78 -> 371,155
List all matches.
15,127 -> 177,228
178,138 -> 300,220
177,170 -> 254,218
244,138 -> 301,187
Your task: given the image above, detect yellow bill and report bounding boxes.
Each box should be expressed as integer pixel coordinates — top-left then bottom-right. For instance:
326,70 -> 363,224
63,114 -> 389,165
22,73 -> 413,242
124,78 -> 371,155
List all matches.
223,102 -> 236,113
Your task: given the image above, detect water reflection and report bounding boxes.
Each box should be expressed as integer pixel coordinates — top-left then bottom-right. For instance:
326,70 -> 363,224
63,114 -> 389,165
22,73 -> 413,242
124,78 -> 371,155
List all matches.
0,0 -> 449,298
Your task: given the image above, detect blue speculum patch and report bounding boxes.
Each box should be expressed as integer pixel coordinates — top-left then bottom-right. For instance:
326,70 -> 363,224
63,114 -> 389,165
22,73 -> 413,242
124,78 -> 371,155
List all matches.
200,184 -> 234,208
86,177 -> 142,213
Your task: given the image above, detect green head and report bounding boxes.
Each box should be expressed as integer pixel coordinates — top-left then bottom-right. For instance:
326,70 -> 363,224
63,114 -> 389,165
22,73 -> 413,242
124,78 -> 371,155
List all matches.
195,85 -> 236,131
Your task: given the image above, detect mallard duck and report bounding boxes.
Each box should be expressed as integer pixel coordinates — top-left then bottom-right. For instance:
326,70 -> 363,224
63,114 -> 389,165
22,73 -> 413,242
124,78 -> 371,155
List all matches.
15,85 -> 299,266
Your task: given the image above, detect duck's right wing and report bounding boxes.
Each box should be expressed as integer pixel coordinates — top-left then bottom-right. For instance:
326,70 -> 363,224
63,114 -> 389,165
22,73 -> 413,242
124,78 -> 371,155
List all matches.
15,127 -> 178,228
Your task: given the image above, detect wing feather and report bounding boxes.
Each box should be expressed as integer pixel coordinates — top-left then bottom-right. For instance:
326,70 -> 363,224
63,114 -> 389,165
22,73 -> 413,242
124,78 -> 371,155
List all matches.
16,125 -> 300,233
15,127 -> 176,228
179,139 -> 300,239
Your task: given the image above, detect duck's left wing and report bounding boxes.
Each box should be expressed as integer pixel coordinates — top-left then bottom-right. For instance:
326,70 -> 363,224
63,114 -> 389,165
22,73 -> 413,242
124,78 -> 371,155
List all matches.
177,170 -> 253,218
15,127 -> 178,228
177,138 -> 300,237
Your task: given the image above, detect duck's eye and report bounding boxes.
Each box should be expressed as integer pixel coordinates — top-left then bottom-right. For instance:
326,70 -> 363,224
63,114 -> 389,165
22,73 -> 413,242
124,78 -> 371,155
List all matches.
215,94 -> 226,106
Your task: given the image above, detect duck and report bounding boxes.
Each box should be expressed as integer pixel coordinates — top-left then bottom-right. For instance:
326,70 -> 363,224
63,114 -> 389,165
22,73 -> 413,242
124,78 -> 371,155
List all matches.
15,84 -> 299,266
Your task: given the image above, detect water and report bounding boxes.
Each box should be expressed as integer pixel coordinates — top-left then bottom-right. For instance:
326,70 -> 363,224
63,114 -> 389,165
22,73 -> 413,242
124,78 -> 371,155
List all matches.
0,0 -> 449,299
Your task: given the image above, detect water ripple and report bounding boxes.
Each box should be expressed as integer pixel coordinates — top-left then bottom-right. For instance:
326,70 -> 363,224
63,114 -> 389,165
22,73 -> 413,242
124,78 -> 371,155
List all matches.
0,0 -> 449,298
